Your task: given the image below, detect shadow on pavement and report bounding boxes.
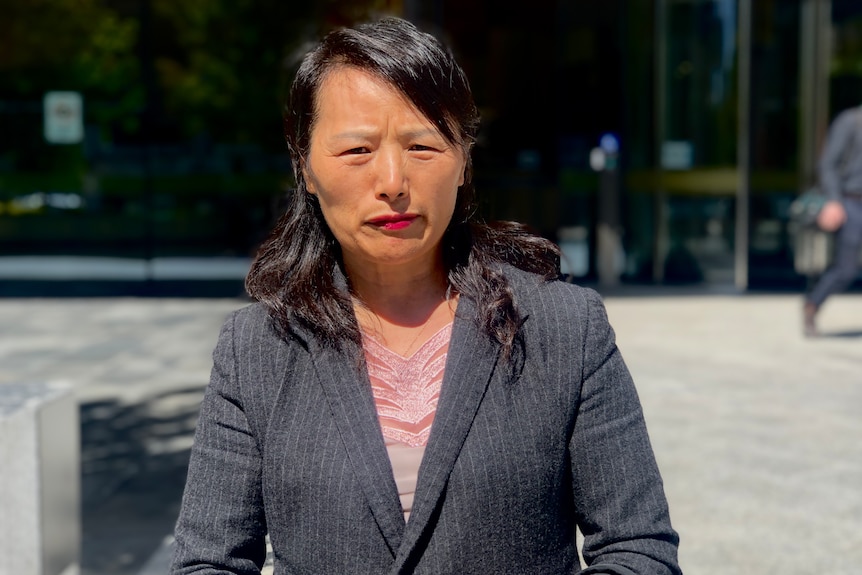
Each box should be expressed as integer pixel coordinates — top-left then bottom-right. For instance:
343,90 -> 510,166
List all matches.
819,329 -> 862,338
79,385 -> 205,575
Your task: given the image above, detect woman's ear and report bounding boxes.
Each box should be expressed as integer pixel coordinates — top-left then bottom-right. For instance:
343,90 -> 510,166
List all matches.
302,163 -> 317,195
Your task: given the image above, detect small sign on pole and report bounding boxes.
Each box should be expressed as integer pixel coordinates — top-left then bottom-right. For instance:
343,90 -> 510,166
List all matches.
43,91 -> 84,144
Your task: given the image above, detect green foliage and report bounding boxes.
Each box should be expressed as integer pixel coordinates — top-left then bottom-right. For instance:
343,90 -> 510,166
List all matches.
0,0 -> 143,144
142,0 -> 398,146
0,0 -> 140,95
73,11 -> 144,133
0,0 -> 395,150
147,0 -> 317,148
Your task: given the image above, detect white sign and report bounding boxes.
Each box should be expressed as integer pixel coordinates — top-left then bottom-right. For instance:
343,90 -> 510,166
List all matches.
558,226 -> 590,276
661,140 -> 693,170
43,91 -> 84,144
589,147 -> 606,172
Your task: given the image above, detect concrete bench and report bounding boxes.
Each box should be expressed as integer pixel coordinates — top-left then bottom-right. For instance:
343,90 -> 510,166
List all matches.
0,381 -> 80,575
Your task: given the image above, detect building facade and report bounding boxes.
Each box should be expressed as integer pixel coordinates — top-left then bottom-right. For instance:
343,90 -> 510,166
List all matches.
1,0 -> 860,294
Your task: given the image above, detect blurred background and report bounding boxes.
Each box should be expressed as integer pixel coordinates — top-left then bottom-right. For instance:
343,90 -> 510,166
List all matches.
3,0 -> 862,296
2,1 -> 862,575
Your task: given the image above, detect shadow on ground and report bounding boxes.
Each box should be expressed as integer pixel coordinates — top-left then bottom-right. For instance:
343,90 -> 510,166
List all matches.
79,385 -> 206,575
819,329 -> 862,338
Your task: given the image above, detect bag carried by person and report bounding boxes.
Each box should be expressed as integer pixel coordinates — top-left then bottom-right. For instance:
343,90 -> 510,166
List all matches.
789,187 -> 831,275
792,225 -> 834,276
788,187 -> 828,229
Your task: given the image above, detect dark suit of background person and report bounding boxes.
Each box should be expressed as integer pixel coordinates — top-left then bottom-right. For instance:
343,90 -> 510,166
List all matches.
171,16 -> 680,575
171,265 -> 680,575
804,106 -> 862,336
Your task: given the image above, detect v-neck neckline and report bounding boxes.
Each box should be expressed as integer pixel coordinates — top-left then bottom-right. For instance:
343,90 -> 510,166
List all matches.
361,321 -> 454,360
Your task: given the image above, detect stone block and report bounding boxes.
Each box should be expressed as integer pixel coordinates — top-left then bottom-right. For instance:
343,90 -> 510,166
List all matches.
0,382 -> 80,575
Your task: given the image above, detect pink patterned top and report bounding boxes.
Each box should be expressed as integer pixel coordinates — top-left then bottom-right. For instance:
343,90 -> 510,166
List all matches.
362,322 -> 452,447
361,322 -> 453,520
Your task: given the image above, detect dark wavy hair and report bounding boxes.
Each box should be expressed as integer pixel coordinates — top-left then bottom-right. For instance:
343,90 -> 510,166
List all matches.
246,17 -> 560,358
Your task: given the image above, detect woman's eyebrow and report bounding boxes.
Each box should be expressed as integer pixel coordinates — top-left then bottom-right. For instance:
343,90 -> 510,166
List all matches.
398,128 -> 440,140
328,129 -> 377,141
326,127 -> 441,142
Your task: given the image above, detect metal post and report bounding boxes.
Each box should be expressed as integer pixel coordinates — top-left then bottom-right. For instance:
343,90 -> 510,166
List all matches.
816,2 -> 832,149
800,0 -> 832,187
596,141 -> 622,288
653,0 -> 669,283
140,0 -> 156,287
800,0 -> 819,188
735,0 -> 752,291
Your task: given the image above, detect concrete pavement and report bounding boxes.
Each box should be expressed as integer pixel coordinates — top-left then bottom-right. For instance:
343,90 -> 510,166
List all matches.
0,297 -> 247,575
604,291 -> 861,574
0,289 -> 859,574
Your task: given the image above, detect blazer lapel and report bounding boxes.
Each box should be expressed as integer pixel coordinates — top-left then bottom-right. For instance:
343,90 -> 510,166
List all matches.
305,333 -> 406,555
391,295 -> 502,569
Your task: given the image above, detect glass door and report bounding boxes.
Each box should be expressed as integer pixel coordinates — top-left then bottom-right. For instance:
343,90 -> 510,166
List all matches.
654,0 -> 741,285
745,0 -> 804,289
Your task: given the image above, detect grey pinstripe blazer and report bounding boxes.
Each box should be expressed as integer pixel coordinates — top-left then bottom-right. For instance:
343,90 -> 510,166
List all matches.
171,266 -> 680,575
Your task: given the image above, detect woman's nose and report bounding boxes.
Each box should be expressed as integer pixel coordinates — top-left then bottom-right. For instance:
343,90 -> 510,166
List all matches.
375,149 -> 407,200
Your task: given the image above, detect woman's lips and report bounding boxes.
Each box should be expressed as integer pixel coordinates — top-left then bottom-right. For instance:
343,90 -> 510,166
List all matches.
368,214 -> 417,230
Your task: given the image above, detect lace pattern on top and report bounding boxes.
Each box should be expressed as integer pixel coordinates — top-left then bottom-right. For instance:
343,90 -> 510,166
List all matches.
362,322 -> 452,448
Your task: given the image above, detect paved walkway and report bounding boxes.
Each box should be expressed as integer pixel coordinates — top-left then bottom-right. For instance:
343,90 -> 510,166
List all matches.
0,297 -> 247,575
0,290 -> 860,574
603,291 -> 861,575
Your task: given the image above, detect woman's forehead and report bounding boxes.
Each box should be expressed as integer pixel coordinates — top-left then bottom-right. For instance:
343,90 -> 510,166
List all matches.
311,68 -> 434,129
316,66 -> 401,106
307,65 -> 462,149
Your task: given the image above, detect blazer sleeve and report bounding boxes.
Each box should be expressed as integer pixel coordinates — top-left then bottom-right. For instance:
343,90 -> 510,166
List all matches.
568,289 -> 681,575
171,311 -> 268,575
819,109 -> 858,201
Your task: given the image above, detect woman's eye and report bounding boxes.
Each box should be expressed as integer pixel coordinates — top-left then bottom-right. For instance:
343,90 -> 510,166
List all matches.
410,144 -> 434,152
343,147 -> 369,155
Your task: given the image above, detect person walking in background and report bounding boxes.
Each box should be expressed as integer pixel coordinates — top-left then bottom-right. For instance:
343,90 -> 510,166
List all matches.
804,105 -> 862,337
171,16 -> 680,574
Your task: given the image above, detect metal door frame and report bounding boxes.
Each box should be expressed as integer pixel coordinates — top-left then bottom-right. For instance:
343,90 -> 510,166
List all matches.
653,0 -> 754,288
799,0 -> 832,190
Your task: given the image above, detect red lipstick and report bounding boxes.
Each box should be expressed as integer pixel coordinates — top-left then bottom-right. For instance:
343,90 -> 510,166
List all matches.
368,214 -> 417,230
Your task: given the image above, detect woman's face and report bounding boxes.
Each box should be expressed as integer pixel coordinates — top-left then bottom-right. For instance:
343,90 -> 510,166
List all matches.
303,66 -> 466,276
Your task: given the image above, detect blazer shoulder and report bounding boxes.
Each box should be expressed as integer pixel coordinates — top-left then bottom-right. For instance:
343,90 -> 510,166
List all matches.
834,106 -> 862,125
501,266 -> 618,387
229,300 -> 270,325
224,301 -> 282,340
502,265 -> 605,318
210,301 -> 307,418
213,301 -> 304,368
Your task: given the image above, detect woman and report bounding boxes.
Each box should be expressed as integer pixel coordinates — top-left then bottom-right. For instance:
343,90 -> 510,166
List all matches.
172,17 -> 681,575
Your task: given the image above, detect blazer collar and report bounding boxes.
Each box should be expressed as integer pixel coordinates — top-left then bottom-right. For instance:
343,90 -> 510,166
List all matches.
283,264 -> 401,554
304,329 -> 406,556
391,294 -> 503,570
300,267 -> 503,564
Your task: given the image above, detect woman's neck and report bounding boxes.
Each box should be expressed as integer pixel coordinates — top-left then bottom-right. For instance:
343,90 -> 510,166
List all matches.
350,265 -> 456,357
348,263 -> 451,327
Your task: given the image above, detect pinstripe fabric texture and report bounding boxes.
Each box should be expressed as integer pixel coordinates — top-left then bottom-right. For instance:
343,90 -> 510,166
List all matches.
171,265 -> 681,575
